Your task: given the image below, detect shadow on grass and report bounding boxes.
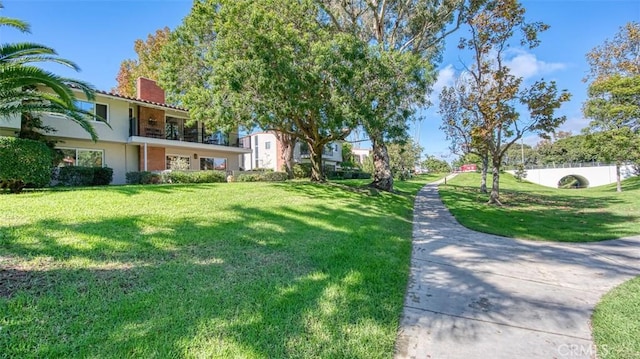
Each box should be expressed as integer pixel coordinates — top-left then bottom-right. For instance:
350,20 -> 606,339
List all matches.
438,183 -> 638,242
0,181 -> 416,358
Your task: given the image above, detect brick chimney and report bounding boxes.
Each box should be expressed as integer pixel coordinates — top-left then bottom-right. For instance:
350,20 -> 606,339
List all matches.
136,77 -> 165,104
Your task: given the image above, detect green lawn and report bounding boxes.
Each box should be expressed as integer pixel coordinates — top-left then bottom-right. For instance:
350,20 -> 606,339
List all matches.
592,276 -> 640,359
0,174 -> 441,358
439,173 -> 640,242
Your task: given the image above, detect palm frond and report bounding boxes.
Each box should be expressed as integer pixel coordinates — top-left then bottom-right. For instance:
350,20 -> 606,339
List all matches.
0,43 -> 80,70
0,65 -> 78,106
0,16 -> 30,33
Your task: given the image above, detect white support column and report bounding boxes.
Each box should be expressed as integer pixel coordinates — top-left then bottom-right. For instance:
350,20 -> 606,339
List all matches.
144,143 -> 148,171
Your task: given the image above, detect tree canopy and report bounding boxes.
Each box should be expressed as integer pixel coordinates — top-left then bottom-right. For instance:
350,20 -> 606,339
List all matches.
316,0 -> 480,191
583,22 -> 640,192
450,0 -> 570,204
160,0 -> 365,181
114,27 -> 171,97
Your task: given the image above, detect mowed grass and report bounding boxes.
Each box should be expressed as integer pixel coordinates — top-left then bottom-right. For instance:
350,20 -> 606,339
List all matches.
0,174 -> 441,358
439,172 -> 640,242
592,276 -> 640,359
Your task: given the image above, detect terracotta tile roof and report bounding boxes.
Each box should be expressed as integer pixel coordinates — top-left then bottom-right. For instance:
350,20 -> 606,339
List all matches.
94,89 -> 188,112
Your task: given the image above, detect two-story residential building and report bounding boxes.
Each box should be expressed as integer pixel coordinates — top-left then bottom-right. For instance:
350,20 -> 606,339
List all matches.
351,147 -> 371,166
240,132 -> 343,172
0,78 -> 251,184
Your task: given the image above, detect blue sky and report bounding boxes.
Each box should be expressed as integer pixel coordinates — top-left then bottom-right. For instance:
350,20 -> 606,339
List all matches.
2,0 -> 639,160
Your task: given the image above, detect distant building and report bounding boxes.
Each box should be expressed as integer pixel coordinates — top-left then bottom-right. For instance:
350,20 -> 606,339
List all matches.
239,132 -> 343,171
351,148 -> 371,166
460,164 -> 478,172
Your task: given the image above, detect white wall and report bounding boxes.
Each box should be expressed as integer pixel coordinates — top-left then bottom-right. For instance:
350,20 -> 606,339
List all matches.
0,113 -> 21,135
165,146 -> 241,172
507,164 -> 635,188
242,133 -> 278,171
292,140 -> 343,169
40,93 -> 131,143
54,139 -> 136,185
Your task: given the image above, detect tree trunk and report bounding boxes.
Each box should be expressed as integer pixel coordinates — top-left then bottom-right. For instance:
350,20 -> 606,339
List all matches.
488,160 -> 502,205
308,142 -> 325,182
370,133 -> 393,191
616,162 -> 622,192
480,155 -> 488,193
275,132 -> 295,179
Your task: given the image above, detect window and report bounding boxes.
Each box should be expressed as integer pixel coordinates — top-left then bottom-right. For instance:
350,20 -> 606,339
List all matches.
75,100 -> 108,123
300,142 -> 310,156
265,141 -> 271,150
58,148 -> 104,167
166,155 -> 191,170
200,157 -> 227,171
165,117 -> 183,140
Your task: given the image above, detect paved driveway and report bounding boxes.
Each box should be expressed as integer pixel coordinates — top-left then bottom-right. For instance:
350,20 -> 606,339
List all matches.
395,181 -> 640,359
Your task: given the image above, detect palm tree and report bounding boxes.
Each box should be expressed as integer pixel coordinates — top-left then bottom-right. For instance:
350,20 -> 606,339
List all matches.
0,4 -> 99,140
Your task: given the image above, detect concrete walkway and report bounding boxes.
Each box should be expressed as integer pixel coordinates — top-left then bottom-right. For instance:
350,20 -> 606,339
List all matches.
395,178 -> 640,359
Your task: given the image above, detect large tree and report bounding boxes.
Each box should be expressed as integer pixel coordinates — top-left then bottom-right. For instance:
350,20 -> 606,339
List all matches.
160,0 -> 364,181
585,21 -> 640,82
583,75 -> 640,191
386,138 -> 423,180
114,27 -> 171,97
439,80 -> 490,192
586,128 -> 640,192
583,22 -> 640,192
535,133 -> 598,165
0,4 -> 98,141
317,0 -> 479,191
457,0 -> 570,205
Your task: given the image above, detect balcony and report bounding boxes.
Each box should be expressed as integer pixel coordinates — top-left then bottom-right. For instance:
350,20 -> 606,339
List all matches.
129,117 -> 247,148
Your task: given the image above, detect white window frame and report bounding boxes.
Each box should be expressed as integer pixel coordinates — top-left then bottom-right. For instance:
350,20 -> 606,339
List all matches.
200,156 -> 228,171
75,100 -> 109,124
57,147 -> 105,167
166,154 -> 191,170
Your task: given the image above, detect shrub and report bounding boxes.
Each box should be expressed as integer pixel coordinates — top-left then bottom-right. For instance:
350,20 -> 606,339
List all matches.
166,170 -> 226,184
126,171 -> 162,185
260,171 -> 288,182
514,164 -> 528,182
293,163 -> 312,179
93,167 -> 114,185
326,171 -> 371,180
0,136 -> 53,193
58,166 -> 94,186
236,173 -> 261,182
57,166 -> 114,186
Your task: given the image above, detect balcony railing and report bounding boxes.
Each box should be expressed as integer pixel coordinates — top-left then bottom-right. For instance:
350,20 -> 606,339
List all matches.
129,118 -> 246,148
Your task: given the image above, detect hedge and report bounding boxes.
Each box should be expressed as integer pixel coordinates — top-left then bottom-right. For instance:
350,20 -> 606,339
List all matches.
167,170 -> 226,184
0,136 -> 53,193
236,171 -> 288,182
126,171 -> 163,185
293,163 -> 312,179
57,166 -> 113,186
259,171 -> 288,182
326,171 -> 372,180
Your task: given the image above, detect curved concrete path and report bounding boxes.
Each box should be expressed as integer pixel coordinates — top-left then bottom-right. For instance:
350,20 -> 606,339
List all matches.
395,178 -> 640,359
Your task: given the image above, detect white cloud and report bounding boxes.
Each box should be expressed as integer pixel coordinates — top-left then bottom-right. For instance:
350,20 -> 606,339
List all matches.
429,64 -> 456,104
558,116 -> 590,134
505,50 -> 566,80
433,64 -> 456,93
